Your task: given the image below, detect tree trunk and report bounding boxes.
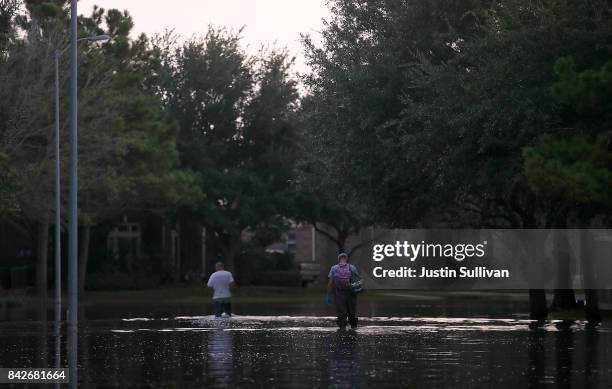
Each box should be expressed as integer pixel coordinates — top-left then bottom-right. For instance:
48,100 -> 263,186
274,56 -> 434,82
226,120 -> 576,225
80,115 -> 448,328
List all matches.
221,232 -> 241,273
225,248 -> 237,273
161,220 -> 174,284
552,289 -> 577,310
336,228 -> 349,253
580,230 -> 601,323
551,228 -> 576,310
174,217 -> 182,282
529,289 -> 548,321
36,215 -> 50,300
78,225 -> 91,292
526,228 -> 548,320
35,217 -> 49,374
211,228 -> 242,276
584,290 -> 601,323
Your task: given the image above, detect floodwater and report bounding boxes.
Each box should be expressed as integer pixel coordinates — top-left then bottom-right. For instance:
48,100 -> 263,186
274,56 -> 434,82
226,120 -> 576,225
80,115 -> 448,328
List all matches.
1,300 -> 611,388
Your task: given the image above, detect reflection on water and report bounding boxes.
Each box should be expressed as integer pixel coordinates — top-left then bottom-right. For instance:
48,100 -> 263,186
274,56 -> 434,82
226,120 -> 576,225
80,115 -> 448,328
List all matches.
207,320 -> 234,388
329,331 -> 358,389
556,321 -> 574,389
1,312 -> 611,388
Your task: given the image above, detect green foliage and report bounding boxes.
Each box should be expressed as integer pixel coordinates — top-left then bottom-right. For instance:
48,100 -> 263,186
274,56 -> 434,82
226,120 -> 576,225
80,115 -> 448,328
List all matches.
524,134 -> 612,208
302,0 -> 612,228
552,57 -> 612,116
300,0 -> 493,228
0,2 -> 303,283
3,0 -> 609,286
524,54 -> 612,216
235,245 -> 299,285
0,8 -> 60,222
86,271 -> 162,290
73,8 -> 197,224
0,151 -> 18,215
251,271 -> 301,287
23,0 -> 67,21
0,0 -> 20,52
158,28 -> 300,266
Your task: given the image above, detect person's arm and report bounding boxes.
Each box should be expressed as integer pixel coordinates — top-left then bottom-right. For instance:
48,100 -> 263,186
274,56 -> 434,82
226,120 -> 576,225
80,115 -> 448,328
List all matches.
229,274 -> 236,290
326,266 -> 335,293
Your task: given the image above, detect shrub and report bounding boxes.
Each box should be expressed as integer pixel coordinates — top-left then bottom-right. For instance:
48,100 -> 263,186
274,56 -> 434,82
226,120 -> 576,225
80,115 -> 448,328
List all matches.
251,270 -> 301,287
86,272 -> 161,290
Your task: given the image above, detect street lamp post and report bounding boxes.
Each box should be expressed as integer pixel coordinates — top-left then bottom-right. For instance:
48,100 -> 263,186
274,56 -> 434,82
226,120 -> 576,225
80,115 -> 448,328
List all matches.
53,34 -> 109,327
67,3 -> 78,384
54,49 -> 60,326
59,2 -> 110,384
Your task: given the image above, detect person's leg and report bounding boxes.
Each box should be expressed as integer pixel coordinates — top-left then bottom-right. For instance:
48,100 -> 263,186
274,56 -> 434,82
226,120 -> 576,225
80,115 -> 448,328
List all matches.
335,291 -> 348,328
213,300 -> 223,317
223,301 -> 232,316
347,293 -> 358,329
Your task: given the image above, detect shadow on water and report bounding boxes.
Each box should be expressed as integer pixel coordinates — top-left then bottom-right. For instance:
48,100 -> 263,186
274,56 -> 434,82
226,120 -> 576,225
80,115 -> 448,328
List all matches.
1,304 -> 612,388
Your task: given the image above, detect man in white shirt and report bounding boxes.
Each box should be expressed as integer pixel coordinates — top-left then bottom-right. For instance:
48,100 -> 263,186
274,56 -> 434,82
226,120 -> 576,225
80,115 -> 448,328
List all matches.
207,262 -> 236,317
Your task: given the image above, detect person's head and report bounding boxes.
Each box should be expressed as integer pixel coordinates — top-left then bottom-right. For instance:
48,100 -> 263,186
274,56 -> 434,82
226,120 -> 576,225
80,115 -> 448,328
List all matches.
338,252 -> 348,264
215,261 -> 225,271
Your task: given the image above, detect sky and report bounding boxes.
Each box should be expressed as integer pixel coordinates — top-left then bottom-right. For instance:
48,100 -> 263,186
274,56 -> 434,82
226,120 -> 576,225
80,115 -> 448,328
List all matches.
78,0 -> 331,75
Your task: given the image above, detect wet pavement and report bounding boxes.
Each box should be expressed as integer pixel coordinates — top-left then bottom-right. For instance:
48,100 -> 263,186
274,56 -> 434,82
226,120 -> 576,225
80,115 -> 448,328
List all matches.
1,301 -> 611,388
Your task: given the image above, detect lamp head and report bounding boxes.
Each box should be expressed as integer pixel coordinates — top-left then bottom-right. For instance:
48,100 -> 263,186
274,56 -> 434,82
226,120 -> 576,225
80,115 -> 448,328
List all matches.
78,34 -> 110,42
88,34 -> 110,42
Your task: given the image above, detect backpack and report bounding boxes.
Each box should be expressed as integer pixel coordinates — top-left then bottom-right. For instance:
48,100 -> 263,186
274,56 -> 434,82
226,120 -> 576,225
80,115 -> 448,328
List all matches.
334,264 -> 364,294
333,264 -> 352,290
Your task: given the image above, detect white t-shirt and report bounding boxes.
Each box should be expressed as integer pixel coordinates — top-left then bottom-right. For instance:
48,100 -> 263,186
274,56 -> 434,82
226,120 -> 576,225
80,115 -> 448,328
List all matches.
207,270 -> 235,299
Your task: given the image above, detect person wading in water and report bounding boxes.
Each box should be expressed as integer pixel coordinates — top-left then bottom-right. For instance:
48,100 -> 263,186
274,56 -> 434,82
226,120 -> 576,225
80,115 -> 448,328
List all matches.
207,261 -> 235,317
325,253 -> 359,330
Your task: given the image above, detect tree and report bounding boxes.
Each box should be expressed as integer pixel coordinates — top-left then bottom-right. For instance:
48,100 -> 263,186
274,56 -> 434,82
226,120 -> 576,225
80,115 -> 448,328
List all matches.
297,0 -> 489,256
525,57 -> 612,216
0,0 -> 69,297
302,0 -> 612,319
159,28 -> 300,272
301,0 -> 490,228
73,7 -> 195,290
294,94 -> 374,254
388,0 -> 611,319
0,0 -> 20,53
524,56 -> 612,321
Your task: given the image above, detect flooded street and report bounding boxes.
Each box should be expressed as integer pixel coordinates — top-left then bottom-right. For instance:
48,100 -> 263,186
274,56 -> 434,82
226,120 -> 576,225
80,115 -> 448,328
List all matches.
1,299 -> 612,388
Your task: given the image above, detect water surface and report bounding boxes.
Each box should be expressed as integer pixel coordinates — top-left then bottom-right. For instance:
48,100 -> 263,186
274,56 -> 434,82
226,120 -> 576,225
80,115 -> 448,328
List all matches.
1,300 -> 611,388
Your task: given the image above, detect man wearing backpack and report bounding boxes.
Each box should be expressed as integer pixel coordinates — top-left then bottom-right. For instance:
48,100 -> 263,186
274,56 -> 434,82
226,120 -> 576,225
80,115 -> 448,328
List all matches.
325,252 -> 359,330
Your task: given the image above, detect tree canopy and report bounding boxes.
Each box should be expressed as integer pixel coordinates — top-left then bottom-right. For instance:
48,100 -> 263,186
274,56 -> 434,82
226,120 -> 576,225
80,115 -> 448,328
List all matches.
300,0 -> 612,230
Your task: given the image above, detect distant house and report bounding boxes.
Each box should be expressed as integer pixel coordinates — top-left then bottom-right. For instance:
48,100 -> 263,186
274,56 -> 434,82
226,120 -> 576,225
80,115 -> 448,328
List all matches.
262,223 -> 377,284
100,212 -> 203,284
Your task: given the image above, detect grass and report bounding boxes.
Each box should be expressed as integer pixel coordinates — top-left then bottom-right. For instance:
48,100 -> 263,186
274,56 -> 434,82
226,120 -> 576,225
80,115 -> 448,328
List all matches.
2,286 -> 610,320
84,285 -> 326,305
1,285 -> 531,307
